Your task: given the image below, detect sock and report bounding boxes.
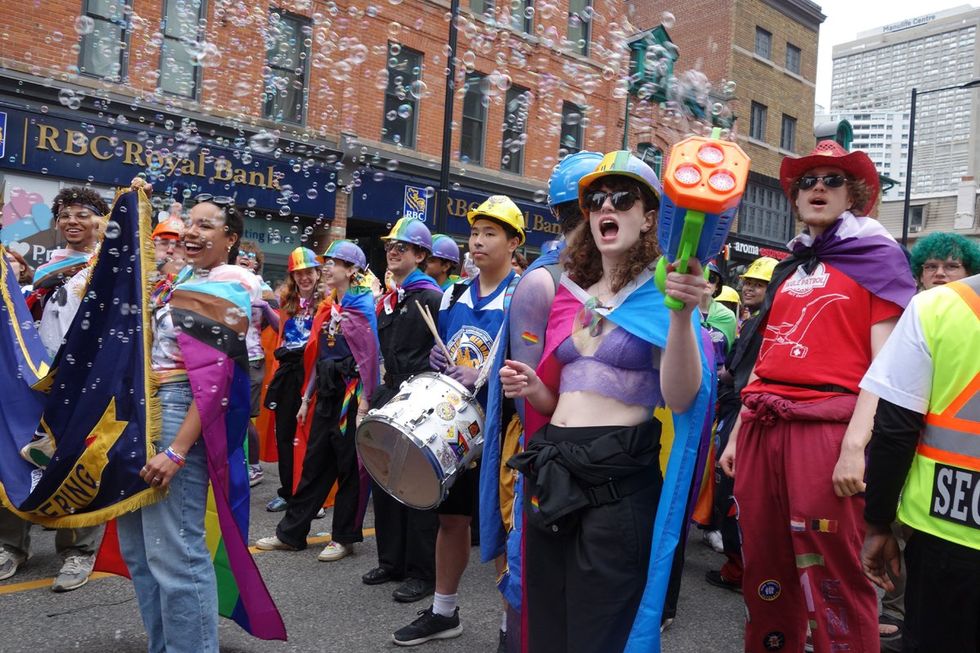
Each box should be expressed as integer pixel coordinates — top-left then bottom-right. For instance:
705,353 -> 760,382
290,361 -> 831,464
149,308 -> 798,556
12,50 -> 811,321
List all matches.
500,610 -> 508,633
432,592 -> 458,617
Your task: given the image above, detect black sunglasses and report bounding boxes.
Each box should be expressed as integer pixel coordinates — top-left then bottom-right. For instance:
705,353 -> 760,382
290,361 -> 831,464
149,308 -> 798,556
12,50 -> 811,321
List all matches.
384,241 -> 411,254
795,174 -> 846,190
585,190 -> 640,212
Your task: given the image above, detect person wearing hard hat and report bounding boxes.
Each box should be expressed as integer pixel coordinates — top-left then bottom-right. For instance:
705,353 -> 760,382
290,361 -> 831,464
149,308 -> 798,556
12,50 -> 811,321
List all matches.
500,151 -> 711,651
152,203 -> 187,277
738,256 -> 777,325
719,141 -> 917,653
705,256 -> 778,596
392,196 -> 524,647
263,247 -> 324,513
860,273 -> 980,653
425,234 -> 462,290
716,285 -> 740,316
364,217 -> 443,604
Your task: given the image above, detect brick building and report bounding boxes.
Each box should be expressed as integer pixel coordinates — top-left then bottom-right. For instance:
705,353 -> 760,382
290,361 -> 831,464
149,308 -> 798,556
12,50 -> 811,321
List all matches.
0,0 -> 640,279
629,0 -> 825,271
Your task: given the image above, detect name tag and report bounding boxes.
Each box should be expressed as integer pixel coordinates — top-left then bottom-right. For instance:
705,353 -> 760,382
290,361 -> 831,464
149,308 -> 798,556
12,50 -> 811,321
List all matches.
931,463 -> 980,530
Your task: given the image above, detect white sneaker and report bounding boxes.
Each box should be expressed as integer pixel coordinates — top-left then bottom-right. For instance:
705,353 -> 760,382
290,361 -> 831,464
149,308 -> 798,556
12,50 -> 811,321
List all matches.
255,536 -> 298,551
317,541 -> 353,562
0,547 -> 26,581
703,530 -> 724,553
52,554 -> 95,592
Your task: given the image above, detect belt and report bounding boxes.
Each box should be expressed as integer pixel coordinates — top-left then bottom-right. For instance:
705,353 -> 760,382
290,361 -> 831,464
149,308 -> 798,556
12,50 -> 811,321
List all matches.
585,467 -> 661,507
758,377 -> 856,395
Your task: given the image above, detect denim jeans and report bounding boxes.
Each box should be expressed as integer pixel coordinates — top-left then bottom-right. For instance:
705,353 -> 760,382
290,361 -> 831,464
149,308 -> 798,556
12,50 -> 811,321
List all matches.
117,382 -> 218,653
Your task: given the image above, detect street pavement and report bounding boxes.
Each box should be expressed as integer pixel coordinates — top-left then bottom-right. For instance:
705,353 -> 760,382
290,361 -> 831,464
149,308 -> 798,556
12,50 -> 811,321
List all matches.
0,463 -> 744,652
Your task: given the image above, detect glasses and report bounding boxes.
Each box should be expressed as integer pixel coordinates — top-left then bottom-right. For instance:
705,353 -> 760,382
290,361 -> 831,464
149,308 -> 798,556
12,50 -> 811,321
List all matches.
922,261 -> 964,274
585,190 -> 640,212
238,251 -> 257,260
384,241 -> 411,254
194,193 -> 235,207
56,207 -> 98,221
795,175 -> 846,190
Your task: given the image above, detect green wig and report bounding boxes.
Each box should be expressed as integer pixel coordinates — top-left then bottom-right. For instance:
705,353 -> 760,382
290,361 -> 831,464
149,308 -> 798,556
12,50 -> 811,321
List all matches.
909,232 -> 980,279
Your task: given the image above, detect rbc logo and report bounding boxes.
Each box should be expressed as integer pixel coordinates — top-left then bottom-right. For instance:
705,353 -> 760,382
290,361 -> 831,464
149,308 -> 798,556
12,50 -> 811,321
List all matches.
404,186 -> 428,222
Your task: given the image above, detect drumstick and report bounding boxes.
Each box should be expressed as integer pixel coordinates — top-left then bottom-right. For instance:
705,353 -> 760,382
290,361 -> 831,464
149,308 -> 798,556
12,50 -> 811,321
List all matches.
415,300 -> 453,363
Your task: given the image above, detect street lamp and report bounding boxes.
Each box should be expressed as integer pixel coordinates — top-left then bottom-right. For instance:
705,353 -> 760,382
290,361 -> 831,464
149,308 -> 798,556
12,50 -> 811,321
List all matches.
900,78 -> 980,246
435,0 -> 461,235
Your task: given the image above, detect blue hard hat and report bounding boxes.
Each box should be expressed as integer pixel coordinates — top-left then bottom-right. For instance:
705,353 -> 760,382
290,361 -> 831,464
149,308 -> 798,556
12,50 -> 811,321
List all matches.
548,151 -> 604,206
321,239 -> 367,270
431,234 -> 461,264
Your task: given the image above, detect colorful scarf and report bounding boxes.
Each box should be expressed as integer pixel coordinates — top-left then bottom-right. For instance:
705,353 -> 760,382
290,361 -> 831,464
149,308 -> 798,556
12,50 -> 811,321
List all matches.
378,268 -> 441,316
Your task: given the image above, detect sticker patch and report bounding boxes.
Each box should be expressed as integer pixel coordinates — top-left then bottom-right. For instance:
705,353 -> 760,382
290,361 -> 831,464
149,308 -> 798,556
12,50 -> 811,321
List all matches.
467,421 -> 480,437
810,518 -> 838,533
762,631 -> 785,651
790,518 -> 806,532
445,391 -> 462,407
758,580 -> 781,601
520,331 -> 540,344
796,553 -> 825,569
435,402 -> 455,421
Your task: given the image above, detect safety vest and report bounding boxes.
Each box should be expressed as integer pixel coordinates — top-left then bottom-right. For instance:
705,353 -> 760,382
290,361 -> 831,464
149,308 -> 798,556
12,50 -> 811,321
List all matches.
898,276 -> 980,550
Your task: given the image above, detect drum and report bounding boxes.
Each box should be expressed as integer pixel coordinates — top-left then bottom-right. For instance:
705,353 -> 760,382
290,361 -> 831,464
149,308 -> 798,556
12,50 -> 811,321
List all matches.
355,372 -> 485,509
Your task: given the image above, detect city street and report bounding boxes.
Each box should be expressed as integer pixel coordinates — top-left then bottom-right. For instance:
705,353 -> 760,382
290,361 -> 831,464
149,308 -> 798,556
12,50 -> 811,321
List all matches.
0,463 -> 744,653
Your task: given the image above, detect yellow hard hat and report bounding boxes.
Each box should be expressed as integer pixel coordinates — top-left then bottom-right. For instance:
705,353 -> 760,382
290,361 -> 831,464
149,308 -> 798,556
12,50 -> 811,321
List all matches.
466,195 -> 526,245
741,256 -> 779,283
717,285 -> 740,305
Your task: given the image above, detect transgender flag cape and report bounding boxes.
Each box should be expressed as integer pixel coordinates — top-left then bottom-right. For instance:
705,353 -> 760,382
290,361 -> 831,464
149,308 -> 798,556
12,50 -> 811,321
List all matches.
523,268 -> 715,653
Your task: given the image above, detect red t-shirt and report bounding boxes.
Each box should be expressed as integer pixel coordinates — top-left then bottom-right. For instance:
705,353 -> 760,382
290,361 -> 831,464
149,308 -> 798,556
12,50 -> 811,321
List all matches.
744,261 -> 903,402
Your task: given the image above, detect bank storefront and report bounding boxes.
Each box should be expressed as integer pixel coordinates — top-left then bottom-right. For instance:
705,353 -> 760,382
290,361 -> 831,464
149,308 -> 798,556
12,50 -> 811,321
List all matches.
0,102 -> 339,285
346,172 -> 558,273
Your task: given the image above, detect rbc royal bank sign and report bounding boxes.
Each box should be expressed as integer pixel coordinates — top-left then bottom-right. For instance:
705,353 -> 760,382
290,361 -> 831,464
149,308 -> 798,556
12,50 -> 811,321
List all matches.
403,185 -> 429,222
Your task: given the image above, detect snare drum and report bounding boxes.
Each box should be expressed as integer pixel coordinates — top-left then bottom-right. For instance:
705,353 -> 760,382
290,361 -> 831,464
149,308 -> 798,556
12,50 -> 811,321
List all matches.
355,372 -> 484,509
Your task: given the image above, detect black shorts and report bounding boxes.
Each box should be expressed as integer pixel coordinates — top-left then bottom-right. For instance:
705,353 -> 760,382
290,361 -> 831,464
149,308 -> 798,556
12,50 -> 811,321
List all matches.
249,359 -> 265,418
437,460 -> 480,517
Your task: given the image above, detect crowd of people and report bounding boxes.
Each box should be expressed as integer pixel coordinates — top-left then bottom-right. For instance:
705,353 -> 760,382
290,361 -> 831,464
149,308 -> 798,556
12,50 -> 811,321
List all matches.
1,139 -> 978,653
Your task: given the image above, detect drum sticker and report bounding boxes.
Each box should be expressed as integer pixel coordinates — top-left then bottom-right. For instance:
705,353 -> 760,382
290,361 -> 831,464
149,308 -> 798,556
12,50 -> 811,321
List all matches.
446,391 -> 462,407
443,426 -> 456,441
440,447 -> 459,468
467,421 -> 480,437
435,402 -> 456,421
389,392 -> 411,405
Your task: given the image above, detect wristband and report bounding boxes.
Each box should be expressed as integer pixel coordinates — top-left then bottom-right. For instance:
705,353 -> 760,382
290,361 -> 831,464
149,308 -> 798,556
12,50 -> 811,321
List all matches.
164,446 -> 186,467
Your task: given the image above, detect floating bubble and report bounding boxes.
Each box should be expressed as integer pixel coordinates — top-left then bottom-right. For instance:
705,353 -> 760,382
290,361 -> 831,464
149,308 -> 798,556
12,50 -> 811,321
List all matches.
105,221 -> 121,239
74,15 -> 95,35
250,130 -> 278,153
660,11 -> 675,28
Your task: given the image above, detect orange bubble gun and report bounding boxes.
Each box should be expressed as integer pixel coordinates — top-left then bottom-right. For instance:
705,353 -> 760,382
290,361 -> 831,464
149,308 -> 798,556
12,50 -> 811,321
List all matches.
654,128 -> 751,310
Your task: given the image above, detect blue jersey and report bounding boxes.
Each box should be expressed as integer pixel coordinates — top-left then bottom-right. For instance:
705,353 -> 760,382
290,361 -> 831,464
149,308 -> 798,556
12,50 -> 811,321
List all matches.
438,271 -> 517,406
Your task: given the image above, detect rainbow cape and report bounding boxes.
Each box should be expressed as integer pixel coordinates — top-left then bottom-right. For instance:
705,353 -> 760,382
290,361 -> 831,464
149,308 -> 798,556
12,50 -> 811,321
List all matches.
523,268 -> 715,653
295,278 -> 380,491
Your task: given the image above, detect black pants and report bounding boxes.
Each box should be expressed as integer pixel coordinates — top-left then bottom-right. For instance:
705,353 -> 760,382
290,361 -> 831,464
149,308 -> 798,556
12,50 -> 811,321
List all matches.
523,423 -> 662,653
267,350 -> 304,501
369,383 -> 437,581
903,530 -> 980,653
275,391 -> 363,549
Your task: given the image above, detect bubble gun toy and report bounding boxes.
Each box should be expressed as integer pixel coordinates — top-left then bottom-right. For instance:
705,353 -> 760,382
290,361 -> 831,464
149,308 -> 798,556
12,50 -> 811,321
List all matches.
654,127 -> 750,310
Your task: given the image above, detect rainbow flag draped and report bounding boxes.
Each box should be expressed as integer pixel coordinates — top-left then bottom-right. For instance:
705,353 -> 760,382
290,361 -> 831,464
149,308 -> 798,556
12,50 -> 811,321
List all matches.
522,268 -> 715,653
170,276 -> 287,640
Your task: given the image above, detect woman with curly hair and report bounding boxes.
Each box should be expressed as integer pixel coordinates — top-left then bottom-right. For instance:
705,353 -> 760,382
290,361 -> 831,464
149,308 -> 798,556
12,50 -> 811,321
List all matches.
909,231 -> 979,290
500,151 -> 711,651
263,247 -> 323,512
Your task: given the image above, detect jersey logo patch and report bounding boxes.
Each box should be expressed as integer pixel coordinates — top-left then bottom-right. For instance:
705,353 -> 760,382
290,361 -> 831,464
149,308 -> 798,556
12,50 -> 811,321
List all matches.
447,325 -> 493,368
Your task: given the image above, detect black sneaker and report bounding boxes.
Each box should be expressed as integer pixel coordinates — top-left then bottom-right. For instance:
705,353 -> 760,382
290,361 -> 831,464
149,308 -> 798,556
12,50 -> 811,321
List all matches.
497,629 -> 507,653
393,607 -> 463,646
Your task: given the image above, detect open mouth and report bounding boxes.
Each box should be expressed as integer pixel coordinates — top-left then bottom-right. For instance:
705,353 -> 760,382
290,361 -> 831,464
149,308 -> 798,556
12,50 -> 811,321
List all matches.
809,197 -> 827,208
183,242 -> 204,255
598,218 -> 619,240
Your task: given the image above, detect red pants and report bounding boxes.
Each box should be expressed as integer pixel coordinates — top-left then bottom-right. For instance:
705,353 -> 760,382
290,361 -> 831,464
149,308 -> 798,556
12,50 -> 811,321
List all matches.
734,393 -> 879,653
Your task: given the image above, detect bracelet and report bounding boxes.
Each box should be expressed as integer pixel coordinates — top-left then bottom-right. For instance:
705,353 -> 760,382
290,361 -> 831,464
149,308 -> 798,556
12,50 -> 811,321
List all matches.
164,446 -> 186,467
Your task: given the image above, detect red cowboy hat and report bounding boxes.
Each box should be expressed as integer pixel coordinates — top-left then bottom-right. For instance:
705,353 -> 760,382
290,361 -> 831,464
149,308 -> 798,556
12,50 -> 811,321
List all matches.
779,140 -> 879,215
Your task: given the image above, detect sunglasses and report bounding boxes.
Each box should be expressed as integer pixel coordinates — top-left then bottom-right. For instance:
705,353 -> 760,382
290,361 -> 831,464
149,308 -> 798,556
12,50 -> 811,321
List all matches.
194,193 -> 235,206
384,241 -> 411,254
585,190 -> 641,212
238,251 -> 257,259
795,175 -> 846,190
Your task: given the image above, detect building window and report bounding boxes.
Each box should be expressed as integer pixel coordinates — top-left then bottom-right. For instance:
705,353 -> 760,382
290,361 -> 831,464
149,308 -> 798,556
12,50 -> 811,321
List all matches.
510,0 -> 533,33
471,0 -> 494,18
909,205 -> 924,230
382,43 -> 422,148
754,27 -> 772,60
263,11 -> 309,124
460,73 -> 487,165
567,0 -> 591,56
785,43 -> 801,74
559,101 -> 584,157
638,143 -> 663,177
750,102 -> 767,141
738,181 -> 792,243
78,0 -> 131,80
501,86 -> 530,173
159,0 -> 205,98
780,114 -> 797,151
